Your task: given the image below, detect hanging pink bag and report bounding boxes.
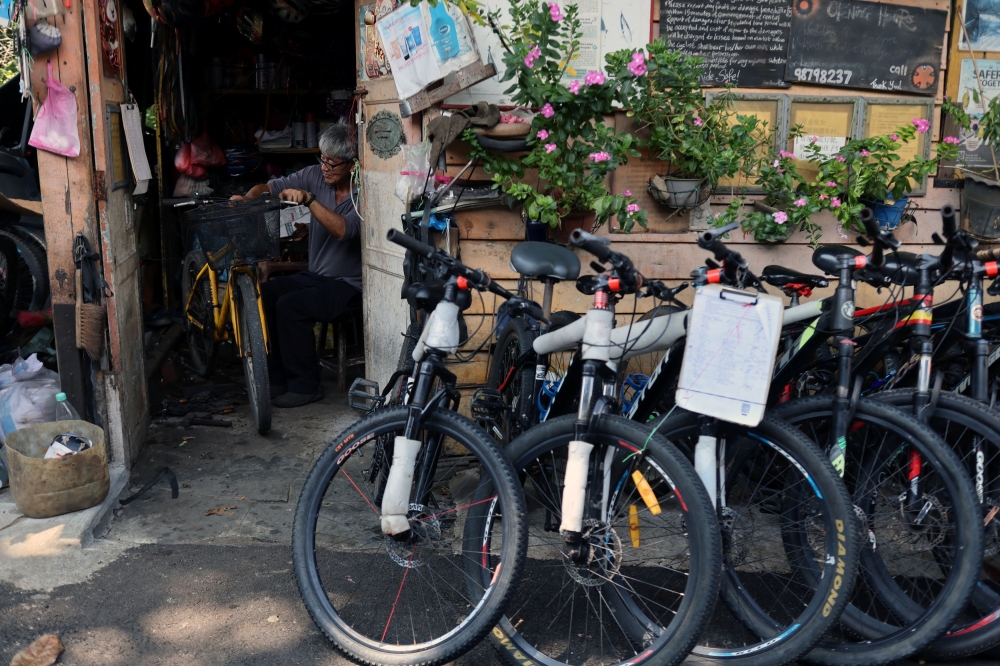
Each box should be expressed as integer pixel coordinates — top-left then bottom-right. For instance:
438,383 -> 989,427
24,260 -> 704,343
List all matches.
28,62 -> 81,158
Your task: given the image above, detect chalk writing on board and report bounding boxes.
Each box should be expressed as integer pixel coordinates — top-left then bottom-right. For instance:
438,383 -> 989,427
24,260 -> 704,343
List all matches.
659,0 -> 792,89
786,0 -> 947,96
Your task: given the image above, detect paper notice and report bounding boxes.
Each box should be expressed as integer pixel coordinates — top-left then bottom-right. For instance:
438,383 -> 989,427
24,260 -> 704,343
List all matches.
676,285 -> 784,426
377,4 -> 442,99
792,135 -> 846,160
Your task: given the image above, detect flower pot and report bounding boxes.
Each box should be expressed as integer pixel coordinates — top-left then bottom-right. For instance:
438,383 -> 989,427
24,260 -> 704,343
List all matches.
648,175 -> 711,208
862,196 -> 909,230
962,172 -> 1000,240
525,220 -> 548,242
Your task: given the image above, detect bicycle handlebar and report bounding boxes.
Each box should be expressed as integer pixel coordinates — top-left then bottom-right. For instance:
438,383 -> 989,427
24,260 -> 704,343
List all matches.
568,229 -> 612,263
386,229 -> 548,322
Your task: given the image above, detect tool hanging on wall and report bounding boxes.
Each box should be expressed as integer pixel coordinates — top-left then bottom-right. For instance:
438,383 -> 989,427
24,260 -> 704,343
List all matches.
73,234 -> 111,360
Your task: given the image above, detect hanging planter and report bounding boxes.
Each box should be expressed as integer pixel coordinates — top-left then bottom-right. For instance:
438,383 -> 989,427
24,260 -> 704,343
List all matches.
961,173 -> 1000,240
648,175 -> 711,209
860,196 -> 913,231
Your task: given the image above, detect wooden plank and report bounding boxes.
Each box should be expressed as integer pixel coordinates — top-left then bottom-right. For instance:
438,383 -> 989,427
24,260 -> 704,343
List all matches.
51,304 -> 87,421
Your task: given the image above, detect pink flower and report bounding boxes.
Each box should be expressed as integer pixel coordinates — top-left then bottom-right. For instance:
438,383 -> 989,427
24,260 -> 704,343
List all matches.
623,189 -> 632,196
536,129 -> 549,140
835,155 -> 846,163
773,211 -> 788,224
524,45 -> 541,68
944,136 -> 960,145
810,136 -> 819,143
694,117 -> 704,127
860,149 -> 870,157
794,198 -> 807,207
890,134 -> 900,141
773,160 -> 780,167
831,197 -> 842,208
626,203 -> 640,213
779,150 -> 794,159
819,194 -> 829,201
584,71 -> 605,86
837,227 -> 849,240
569,80 -> 581,95
777,169 -> 784,174
540,103 -> 555,118
825,181 -> 836,187
547,2 -> 563,21
545,143 -> 557,154
913,118 -> 931,134
627,52 -> 647,76
589,151 -> 611,162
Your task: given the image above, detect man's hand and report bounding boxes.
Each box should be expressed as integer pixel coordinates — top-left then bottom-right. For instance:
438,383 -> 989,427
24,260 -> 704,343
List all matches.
230,194 -> 244,201
279,188 -> 311,204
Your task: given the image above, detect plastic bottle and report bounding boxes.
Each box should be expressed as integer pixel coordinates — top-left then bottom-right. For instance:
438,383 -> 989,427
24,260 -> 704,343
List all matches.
54,392 -> 81,421
305,113 -> 318,149
429,1 -> 459,62
292,111 -> 306,149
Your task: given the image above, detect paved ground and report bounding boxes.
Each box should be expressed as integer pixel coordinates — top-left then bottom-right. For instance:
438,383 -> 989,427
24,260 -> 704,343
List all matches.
0,374 -> 998,665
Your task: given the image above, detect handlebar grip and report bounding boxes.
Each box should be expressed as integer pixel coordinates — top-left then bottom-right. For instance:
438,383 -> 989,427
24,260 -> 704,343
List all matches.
978,247 -> 1000,262
698,221 -> 740,246
859,207 -> 879,239
387,228 -> 436,257
941,204 -> 957,238
568,229 -> 612,262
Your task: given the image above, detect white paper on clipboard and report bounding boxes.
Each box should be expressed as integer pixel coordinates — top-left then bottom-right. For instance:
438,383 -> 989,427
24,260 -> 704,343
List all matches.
120,103 -> 153,196
675,285 -> 783,426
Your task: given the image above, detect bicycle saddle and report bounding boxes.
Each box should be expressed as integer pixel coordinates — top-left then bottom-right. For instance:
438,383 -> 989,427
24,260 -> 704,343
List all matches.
510,241 -> 581,282
405,280 -> 472,311
812,245 -> 862,275
761,265 -> 829,289
880,251 -> 922,286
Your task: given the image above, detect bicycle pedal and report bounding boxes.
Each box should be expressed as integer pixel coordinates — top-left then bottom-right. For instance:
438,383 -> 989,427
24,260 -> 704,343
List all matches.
348,378 -> 383,411
470,388 -> 508,418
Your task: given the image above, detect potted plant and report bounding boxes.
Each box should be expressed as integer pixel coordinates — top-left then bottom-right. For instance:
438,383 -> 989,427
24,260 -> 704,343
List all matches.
468,0 -> 647,233
818,120 -> 958,232
609,41 -> 766,208
943,94 -> 1000,239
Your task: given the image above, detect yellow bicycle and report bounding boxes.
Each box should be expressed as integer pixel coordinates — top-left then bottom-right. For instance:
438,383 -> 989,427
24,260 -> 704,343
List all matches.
180,197 -> 281,434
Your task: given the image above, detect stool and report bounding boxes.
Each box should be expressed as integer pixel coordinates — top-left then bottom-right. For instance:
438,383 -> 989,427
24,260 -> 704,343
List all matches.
318,306 -> 365,392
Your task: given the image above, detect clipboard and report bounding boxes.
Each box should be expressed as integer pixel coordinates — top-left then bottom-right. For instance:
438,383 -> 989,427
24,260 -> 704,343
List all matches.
675,284 -> 784,427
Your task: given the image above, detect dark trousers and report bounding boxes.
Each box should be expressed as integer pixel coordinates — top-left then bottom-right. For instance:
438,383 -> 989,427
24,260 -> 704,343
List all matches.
261,271 -> 362,394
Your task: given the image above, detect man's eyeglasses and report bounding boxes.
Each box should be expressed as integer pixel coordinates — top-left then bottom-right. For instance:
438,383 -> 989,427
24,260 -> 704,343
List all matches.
317,156 -> 348,170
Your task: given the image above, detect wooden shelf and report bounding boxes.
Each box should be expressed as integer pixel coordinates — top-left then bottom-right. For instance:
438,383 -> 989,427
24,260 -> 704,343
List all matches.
259,147 -> 320,154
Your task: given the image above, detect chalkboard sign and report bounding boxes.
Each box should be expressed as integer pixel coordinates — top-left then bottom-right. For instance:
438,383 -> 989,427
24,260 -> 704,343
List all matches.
786,0 -> 947,96
659,0 -> 792,89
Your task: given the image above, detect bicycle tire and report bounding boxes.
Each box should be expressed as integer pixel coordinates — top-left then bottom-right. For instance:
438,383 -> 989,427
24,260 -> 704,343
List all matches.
870,389 -> 1000,659
234,272 -> 271,434
770,396 -> 983,666
648,410 -> 859,666
0,228 -> 49,312
486,317 -> 535,445
292,405 -> 527,666
182,251 -> 214,377
0,235 -> 22,339
479,413 -> 721,666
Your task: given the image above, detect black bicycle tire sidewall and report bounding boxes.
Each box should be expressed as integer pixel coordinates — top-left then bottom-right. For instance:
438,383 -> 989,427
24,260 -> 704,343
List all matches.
292,406 -> 527,666
870,389 -> 1000,659
182,251 -> 213,376
487,317 -> 535,443
235,272 -> 270,434
771,396 -> 983,664
493,413 -> 721,666
649,410 -> 859,666
0,229 -> 48,312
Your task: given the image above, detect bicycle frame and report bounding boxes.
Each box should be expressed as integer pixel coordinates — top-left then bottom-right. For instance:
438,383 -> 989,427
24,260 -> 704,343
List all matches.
184,262 -> 271,356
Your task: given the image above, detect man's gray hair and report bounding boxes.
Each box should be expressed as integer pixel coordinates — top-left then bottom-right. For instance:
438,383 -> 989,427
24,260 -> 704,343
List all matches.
318,122 -> 357,161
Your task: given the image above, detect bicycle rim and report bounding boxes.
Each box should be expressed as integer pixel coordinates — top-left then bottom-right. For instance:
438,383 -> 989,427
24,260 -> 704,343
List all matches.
294,406 -> 525,665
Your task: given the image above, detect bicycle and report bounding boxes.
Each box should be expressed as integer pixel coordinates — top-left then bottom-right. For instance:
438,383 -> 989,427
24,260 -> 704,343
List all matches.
179,196 -> 281,434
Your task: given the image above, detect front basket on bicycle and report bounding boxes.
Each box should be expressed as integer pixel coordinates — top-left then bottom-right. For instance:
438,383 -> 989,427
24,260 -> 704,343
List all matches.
186,198 -> 281,270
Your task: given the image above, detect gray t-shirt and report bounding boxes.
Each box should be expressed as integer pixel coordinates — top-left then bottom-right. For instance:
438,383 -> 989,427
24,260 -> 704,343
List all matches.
268,165 -> 362,291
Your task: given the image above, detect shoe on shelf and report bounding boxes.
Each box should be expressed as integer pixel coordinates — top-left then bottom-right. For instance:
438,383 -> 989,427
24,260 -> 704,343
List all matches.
273,387 -> 324,408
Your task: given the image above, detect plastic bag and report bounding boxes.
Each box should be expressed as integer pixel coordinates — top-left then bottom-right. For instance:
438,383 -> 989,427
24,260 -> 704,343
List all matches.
0,354 -> 60,444
28,0 -> 61,19
28,62 -> 81,158
395,141 -> 431,203
174,133 -> 224,177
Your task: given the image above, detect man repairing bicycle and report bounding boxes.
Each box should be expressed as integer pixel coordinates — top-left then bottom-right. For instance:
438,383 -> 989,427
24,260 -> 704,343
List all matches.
232,122 -> 362,408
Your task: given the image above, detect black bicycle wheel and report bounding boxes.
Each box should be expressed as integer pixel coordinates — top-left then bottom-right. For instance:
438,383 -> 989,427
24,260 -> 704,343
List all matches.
476,413 -> 721,666
486,317 -> 535,445
771,396 -> 982,665
235,272 -> 271,434
292,405 -> 527,666
647,410 -> 859,666
0,229 -> 49,312
871,389 -> 1000,659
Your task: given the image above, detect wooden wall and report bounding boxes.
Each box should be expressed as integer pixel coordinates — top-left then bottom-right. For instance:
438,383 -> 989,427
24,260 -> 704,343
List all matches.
441,0 -> 999,408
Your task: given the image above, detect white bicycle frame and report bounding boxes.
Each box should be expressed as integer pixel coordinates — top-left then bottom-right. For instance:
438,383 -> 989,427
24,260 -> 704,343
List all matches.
532,294 -> 826,520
